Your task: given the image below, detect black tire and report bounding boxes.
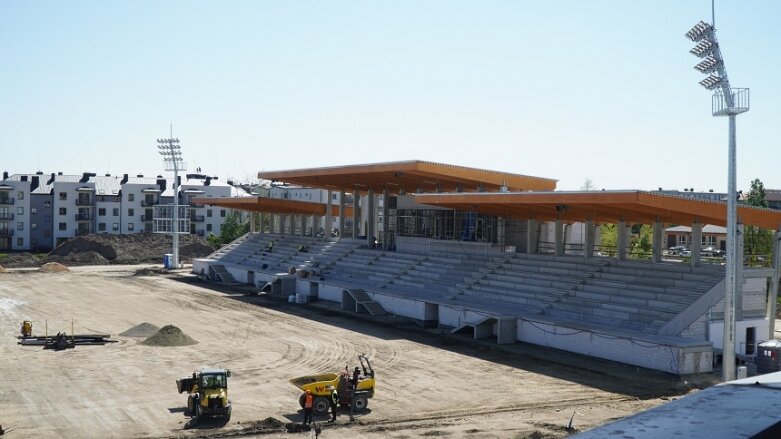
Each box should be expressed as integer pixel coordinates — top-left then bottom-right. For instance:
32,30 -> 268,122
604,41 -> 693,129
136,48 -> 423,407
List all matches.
352,394 -> 368,412
224,407 -> 232,423
195,398 -> 203,419
187,395 -> 195,415
313,396 -> 330,415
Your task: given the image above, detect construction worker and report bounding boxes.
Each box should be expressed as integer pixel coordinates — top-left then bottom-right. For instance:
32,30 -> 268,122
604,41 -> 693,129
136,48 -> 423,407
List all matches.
302,390 -> 314,425
352,366 -> 361,386
328,386 -> 339,422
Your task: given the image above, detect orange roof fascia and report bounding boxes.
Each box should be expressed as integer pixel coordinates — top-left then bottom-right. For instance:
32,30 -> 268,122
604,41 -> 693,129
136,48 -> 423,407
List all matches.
414,191 -> 781,229
193,197 -> 352,217
258,160 -> 557,194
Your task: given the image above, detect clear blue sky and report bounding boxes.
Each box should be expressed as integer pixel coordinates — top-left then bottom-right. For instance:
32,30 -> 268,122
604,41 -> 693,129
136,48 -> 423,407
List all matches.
1,1 -> 779,191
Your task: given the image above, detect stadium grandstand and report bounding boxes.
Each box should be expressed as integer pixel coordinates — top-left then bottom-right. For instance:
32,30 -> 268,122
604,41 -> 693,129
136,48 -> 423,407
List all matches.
193,160 -> 781,375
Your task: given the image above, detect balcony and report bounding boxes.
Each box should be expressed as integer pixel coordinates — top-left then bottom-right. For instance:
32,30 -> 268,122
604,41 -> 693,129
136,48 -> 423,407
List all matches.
76,229 -> 91,236
0,198 -> 14,205
141,215 -> 154,223
141,200 -> 158,207
0,213 -> 13,220
190,215 -> 205,223
75,213 -> 94,221
0,229 -> 13,237
75,199 -> 93,206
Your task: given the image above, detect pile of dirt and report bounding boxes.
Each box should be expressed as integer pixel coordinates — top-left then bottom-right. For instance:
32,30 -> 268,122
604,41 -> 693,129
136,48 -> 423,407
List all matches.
119,322 -> 161,338
133,267 -> 167,277
139,324 -> 198,347
1,253 -> 42,268
38,262 -> 70,273
46,233 -> 214,266
249,417 -> 285,429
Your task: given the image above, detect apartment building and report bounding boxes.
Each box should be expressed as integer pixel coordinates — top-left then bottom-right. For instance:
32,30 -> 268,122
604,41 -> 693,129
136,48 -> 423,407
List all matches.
0,171 -> 247,251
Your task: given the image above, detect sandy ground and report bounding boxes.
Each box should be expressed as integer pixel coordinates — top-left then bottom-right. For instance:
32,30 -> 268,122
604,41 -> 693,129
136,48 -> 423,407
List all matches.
0,266 -> 712,439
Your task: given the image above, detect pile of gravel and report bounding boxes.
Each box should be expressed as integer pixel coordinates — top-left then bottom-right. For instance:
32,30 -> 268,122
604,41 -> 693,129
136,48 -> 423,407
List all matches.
140,324 -> 198,347
120,322 -> 161,338
38,262 -> 69,273
46,233 -> 214,266
1,253 -> 42,268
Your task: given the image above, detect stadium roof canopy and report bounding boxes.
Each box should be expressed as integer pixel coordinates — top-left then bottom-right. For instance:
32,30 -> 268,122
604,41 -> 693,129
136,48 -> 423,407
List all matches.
413,190 -> 781,229
258,160 -> 557,194
193,196 -> 351,217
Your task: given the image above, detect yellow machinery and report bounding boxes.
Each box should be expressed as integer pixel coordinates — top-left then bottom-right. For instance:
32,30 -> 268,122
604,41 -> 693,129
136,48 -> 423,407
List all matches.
20,321 -> 32,338
289,354 -> 375,415
176,368 -> 232,422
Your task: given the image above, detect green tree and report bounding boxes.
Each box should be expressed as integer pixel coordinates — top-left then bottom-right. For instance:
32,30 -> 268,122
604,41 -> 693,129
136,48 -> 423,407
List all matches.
206,232 -> 221,248
744,178 -> 773,257
630,224 -> 653,259
212,210 -> 250,248
600,223 -> 616,256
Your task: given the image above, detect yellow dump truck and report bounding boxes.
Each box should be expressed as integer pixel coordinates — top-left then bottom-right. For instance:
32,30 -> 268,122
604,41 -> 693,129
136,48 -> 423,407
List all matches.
289,354 -> 375,415
176,368 -> 232,422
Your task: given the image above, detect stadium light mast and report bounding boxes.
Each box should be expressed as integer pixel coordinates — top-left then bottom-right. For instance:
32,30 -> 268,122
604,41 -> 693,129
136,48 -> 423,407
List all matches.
157,129 -> 187,269
686,17 -> 749,382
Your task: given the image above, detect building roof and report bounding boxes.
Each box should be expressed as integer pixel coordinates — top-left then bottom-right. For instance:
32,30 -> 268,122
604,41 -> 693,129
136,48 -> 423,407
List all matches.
259,160 -> 557,194
193,196 -> 352,216
7,173 -> 54,194
413,190 -> 781,230
89,176 -> 122,196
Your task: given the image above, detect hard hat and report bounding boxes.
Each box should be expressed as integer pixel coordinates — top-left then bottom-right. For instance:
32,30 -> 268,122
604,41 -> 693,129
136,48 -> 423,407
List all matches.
306,390 -> 311,394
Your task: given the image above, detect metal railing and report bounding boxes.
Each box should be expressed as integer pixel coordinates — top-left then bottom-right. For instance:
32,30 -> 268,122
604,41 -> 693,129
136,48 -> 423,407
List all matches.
75,213 -> 94,221
713,87 -> 749,116
0,229 -> 14,236
0,198 -> 14,205
75,199 -> 93,206
0,213 -> 14,220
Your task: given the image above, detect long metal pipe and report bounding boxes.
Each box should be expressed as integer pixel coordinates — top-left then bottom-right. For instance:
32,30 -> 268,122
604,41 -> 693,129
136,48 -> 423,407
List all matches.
723,113 -> 737,381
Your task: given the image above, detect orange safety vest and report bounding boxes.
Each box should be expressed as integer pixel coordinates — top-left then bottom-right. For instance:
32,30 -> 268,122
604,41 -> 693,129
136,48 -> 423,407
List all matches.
304,393 -> 314,409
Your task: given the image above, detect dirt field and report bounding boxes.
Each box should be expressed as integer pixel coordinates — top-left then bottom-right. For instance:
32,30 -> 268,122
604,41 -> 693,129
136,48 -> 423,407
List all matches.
0,266 -> 711,438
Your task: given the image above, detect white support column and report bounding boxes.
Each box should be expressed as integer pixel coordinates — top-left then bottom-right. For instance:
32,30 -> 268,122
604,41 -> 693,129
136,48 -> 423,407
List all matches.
338,190 -> 345,239
298,214 -> 305,236
691,222 -> 702,267
526,219 -> 538,254
352,189 -> 360,239
736,223 -> 744,321
382,187 -> 389,250
617,219 -> 627,261
367,188 -> 375,248
584,219 -> 594,259
310,214 -> 317,236
258,213 -> 265,234
325,190 -> 333,238
768,229 -> 781,339
652,220 -> 663,263
554,219 -> 564,256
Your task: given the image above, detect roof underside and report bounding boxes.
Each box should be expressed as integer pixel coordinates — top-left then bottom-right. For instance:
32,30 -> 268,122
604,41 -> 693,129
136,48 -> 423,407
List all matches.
259,160 -> 557,194
193,196 -> 352,216
413,191 -> 781,229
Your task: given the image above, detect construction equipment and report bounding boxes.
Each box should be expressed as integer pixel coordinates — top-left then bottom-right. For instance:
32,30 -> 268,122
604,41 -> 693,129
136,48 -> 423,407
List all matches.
176,368 -> 232,422
289,354 -> 375,415
20,320 -> 32,338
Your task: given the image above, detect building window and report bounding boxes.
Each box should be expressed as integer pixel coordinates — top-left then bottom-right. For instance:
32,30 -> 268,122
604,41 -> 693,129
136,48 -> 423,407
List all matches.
332,193 -> 337,200
220,209 -> 226,218
128,208 -> 134,217
207,209 -> 213,218
59,207 -> 67,216
17,222 -> 23,230
59,192 -> 67,201
98,223 -> 106,232
16,237 -> 23,246
17,207 -> 23,215
112,223 -> 119,231
31,223 -> 37,230
677,235 -> 687,246
207,223 -> 212,232
113,208 -> 119,217
44,200 -> 51,207
128,193 -> 135,202
128,223 -> 134,231
58,223 -> 66,231
31,208 -> 37,214
17,191 -> 24,200
98,208 -> 106,216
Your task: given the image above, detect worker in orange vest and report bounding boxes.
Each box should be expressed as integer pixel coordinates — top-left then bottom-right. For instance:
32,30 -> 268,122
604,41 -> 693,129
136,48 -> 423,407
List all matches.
303,390 -> 314,425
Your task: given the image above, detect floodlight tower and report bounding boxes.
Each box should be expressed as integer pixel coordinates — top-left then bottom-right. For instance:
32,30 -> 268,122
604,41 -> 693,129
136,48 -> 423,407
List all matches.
686,18 -> 749,382
157,133 -> 187,269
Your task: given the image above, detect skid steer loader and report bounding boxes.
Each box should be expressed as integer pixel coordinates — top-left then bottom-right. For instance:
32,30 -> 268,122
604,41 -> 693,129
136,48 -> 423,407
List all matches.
176,368 -> 232,422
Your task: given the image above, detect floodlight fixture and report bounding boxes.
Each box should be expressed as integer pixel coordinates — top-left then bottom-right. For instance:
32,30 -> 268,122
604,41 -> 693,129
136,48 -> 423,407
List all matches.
694,56 -> 720,74
689,40 -> 714,58
685,20 -> 713,41
699,75 -> 723,90
156,129 -> 187,270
